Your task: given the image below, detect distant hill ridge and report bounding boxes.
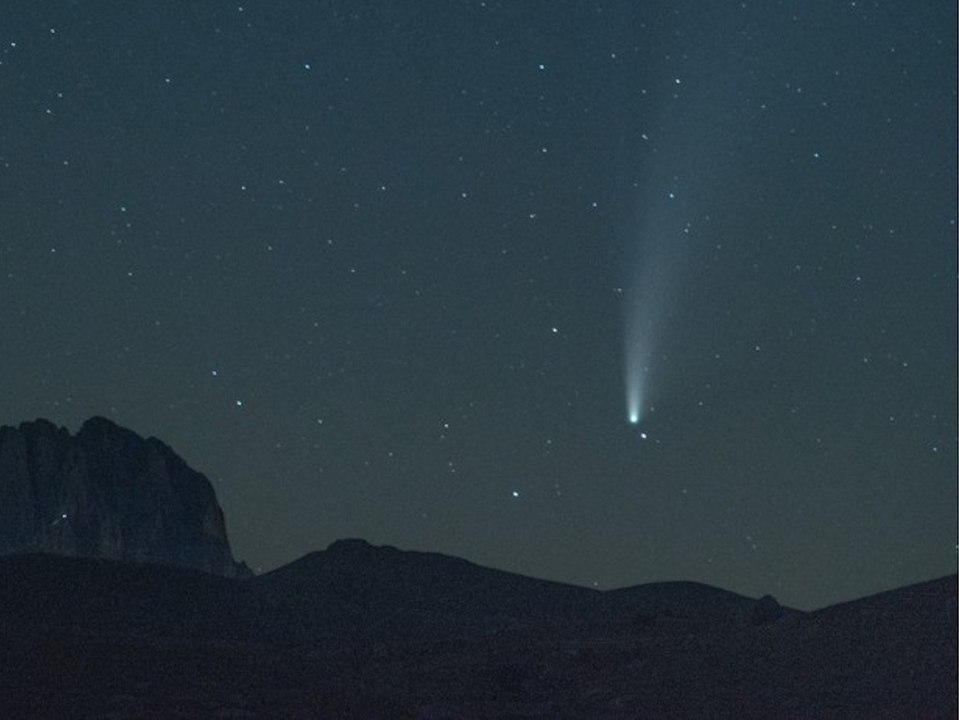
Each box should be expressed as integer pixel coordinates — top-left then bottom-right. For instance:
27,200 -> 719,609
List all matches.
253,538 -> 796,622
0,416 -> 789,618
0,540 -> 797,649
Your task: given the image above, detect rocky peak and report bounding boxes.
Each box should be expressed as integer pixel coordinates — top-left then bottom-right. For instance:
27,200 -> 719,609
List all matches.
0,417 -> 249,577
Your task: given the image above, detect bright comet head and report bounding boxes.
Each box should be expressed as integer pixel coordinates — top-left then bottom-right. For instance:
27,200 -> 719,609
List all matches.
626,390 -> 642,425
625,371 -> 643,425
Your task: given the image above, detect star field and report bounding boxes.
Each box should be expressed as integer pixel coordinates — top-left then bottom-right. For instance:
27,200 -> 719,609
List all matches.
1,1 -> 955,609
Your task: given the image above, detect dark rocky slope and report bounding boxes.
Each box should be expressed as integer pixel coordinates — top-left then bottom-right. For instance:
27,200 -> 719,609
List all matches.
0,549 -> 954,719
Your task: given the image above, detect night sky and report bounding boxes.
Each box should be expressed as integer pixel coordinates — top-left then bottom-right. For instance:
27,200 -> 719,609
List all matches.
2,1 -> 955,610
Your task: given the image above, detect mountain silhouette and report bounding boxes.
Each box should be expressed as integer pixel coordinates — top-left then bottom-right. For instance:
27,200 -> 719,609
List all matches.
0,417 -> 954,718
0,417 -> 248,577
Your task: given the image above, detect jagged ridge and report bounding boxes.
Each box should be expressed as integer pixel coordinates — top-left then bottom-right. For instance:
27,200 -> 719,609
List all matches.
0,416 -> 248,577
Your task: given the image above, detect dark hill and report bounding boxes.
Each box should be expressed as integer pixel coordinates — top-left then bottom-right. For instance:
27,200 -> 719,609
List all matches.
0,548 -> 954,718
251,538 -> 789,641
0,541 -> 793,648
0,552 -> 246,643
601,580 -> 780,621
251,538 -> 601,640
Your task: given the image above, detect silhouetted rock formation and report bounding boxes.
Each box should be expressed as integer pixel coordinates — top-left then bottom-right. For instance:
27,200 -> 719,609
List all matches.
749,593 -> 785,624
0,416 -> 248,577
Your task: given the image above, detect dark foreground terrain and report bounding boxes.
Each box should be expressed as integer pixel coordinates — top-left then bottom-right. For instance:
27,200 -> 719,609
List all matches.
0,541 -> 955,719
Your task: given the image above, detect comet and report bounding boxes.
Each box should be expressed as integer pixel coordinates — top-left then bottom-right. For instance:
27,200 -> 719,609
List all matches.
622,202 -> 694,428
625,358 -> 647,425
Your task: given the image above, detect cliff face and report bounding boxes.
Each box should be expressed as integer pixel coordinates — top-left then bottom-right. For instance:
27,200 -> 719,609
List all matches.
0,417 -> 249,577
